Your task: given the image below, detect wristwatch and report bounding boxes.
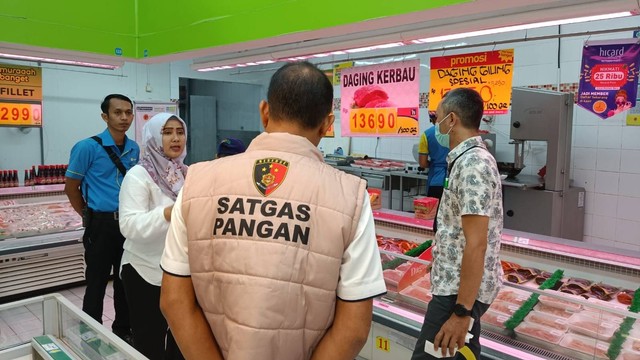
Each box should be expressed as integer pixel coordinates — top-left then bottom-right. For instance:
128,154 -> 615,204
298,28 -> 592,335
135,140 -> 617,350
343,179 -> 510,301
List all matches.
453,303 -> 472,317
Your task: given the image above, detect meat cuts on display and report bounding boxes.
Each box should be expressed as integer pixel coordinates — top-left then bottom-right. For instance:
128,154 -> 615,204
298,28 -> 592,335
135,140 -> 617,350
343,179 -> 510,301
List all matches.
533,303 -> 575,319
559,333 -> 609,359
618,289 -> 635,305
383,269 -> 403,287
400,286 -> 432,304
481,310 -> 508,329
495,289 -> 528,305
377,235 -> 419,262
501,260 -> 520,273
524,312 -> 569,332
515,322 -> 564,344
537,292 -> 582,312
489,301 -> 519,316
567,313 -> 617,341
0,201 -> 81,239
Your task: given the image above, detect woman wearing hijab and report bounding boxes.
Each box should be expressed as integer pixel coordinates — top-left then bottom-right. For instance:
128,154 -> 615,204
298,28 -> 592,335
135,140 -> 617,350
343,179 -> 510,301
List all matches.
119,113 -> 187,359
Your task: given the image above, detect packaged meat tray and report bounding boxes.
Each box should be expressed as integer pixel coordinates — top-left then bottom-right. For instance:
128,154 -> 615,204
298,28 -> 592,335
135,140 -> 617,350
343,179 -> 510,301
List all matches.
533,303 -> 575,319
383,269 -> 404,288
558,333 -> 609,360
488,300 -> 520,316
620,348 -> 640,360
537,291 -> 582,312
481,309 -> 509,329
515,321 -> 564,345
567,313 -> 617,341
350,159 -> 405,171
412,276 -> 431,290
622,337 -> 640,359
399,285 -> 432,305
524,311 -> 568,332
495,288 -> 529,306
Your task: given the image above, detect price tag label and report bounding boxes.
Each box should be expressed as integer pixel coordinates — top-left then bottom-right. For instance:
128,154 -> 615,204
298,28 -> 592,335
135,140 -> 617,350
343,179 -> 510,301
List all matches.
349,107 -> 397,135
375,336 -> 391,352
512,236 -> 529,245
349,107 -> 418,136
0,102 -> 42,127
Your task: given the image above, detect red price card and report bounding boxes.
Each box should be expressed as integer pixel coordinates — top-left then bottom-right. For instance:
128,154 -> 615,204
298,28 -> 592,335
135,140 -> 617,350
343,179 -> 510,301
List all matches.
0,102 -> 42,127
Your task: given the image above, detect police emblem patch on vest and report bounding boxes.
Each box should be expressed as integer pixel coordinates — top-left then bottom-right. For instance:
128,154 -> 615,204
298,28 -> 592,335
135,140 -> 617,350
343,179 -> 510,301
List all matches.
253,158 -> 289,196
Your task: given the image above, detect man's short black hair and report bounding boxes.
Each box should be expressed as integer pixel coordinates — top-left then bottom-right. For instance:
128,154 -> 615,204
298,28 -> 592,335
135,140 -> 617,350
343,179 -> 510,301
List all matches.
440,88 -> 484,130
101,94 -> 133,114
267,62 -> 333,129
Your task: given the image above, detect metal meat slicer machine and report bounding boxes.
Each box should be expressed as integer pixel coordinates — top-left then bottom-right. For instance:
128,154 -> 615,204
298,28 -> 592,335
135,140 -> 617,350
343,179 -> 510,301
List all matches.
502,87 -> 585,241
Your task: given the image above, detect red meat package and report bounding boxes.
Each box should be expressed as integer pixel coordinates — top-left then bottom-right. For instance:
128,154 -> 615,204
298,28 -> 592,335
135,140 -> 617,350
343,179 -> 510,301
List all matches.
414,197 -> 438,220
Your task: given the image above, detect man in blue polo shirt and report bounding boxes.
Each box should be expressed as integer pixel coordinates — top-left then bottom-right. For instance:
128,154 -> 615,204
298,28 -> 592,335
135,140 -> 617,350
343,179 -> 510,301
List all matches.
65,94 -> 139,343
417,111 -> 449,200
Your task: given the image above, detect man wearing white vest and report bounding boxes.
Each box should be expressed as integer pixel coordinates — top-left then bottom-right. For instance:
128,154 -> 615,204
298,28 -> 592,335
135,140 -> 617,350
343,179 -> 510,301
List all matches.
160,61 -> 387,360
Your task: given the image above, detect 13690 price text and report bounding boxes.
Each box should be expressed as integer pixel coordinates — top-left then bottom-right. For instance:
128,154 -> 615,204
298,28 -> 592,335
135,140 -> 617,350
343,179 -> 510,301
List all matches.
350,108 -> 397,134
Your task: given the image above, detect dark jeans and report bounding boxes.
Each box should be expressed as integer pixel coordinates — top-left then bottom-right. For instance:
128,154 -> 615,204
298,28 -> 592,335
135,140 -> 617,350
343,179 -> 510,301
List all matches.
82,217 -> 130,334
412,295 -> 489,360
121,264 -> 184,360
427,186 -> 444,200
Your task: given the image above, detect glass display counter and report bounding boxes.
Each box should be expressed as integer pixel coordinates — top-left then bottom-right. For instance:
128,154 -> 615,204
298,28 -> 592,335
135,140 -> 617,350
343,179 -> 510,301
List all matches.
0,185 -> 84,299
360,210 -> 640,360
0,293 -> 145,359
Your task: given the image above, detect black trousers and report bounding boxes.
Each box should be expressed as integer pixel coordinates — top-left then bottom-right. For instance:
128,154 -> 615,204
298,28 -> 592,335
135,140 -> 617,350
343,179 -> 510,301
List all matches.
121,264 -> 184,360
412,295 -> 489,360
427,186 -> 444,200
82,217 -> 130,334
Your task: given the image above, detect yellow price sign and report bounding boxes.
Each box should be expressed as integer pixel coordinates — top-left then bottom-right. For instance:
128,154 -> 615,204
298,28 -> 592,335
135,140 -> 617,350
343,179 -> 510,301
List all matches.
0,102 -> 42,127
375,336 -> 391,352
349,108 -> 398,135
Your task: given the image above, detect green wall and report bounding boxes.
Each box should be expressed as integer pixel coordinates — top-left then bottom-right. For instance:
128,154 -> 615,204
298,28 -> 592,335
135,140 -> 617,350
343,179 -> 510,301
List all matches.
0,0 -> 137,57
0,0 -> 468,59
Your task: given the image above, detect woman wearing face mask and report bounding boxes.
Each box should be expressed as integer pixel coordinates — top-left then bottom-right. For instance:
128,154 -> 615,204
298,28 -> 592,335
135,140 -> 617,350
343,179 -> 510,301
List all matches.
119,113 -> 187,359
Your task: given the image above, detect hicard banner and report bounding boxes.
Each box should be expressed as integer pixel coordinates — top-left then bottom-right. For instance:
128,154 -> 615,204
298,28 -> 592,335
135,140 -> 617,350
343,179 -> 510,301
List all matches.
340,60 -> 420,137
430,49 -> 514,115
577,39 -> 640,119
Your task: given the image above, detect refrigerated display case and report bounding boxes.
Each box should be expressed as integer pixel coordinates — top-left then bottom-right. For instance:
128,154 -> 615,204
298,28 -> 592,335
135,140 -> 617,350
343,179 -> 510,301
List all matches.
0,185 -> 84,299
361,209 -> 640,360
0,293 -> 145,359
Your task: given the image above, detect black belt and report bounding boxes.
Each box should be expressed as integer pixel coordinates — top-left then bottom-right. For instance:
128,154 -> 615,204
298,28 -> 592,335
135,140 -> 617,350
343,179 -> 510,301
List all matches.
90,211 -> 119,221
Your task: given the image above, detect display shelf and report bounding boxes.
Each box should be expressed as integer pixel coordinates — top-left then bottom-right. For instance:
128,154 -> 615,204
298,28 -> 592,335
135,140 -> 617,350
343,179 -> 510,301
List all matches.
373,209 -> 433,230
0,184 -> 65,198
368,212 -> 640,360
0,187 -> 84,300
0,293 -> 145,359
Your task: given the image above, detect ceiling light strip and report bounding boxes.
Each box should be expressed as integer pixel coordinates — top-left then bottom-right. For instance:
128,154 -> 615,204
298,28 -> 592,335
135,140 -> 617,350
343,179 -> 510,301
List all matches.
0,53 -> 122,69
195,12 -> 634,72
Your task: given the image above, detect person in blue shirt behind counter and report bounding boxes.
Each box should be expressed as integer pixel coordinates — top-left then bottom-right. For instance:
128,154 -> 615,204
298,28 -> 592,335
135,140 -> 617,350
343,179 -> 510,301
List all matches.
64,94 -> 140,344
417,111 -> 450,199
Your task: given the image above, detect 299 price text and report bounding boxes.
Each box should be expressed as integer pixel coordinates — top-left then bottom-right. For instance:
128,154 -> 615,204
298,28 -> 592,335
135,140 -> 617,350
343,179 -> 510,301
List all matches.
0,102 -> 42,127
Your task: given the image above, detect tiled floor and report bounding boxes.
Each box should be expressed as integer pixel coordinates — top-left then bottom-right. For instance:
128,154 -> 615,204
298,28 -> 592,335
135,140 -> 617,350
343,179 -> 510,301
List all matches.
0,281 -> 115,349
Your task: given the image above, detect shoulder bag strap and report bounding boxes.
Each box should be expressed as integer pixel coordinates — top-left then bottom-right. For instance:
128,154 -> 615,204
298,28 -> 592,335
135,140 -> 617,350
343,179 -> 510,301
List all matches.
91,136 -> 127,176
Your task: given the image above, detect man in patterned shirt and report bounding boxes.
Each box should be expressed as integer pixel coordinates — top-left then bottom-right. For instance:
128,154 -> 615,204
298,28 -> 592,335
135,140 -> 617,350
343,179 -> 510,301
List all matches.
412,88 -> 503,360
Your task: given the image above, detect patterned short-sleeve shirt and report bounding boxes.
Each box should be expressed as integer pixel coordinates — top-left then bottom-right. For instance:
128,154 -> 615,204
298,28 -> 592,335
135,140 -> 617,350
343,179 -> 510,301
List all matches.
431,136 -> 503,304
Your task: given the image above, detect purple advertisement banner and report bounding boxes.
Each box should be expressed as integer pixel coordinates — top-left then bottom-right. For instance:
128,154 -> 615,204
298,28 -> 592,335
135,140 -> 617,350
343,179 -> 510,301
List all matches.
577,39 -> 640,119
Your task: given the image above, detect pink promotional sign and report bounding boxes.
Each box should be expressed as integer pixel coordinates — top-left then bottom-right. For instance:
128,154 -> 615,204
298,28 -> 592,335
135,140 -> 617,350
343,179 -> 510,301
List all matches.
340,60 -> 420,137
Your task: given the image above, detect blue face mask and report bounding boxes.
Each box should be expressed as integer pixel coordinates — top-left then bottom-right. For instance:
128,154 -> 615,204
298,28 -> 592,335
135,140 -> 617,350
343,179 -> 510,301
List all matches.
435,113 -> 453,149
